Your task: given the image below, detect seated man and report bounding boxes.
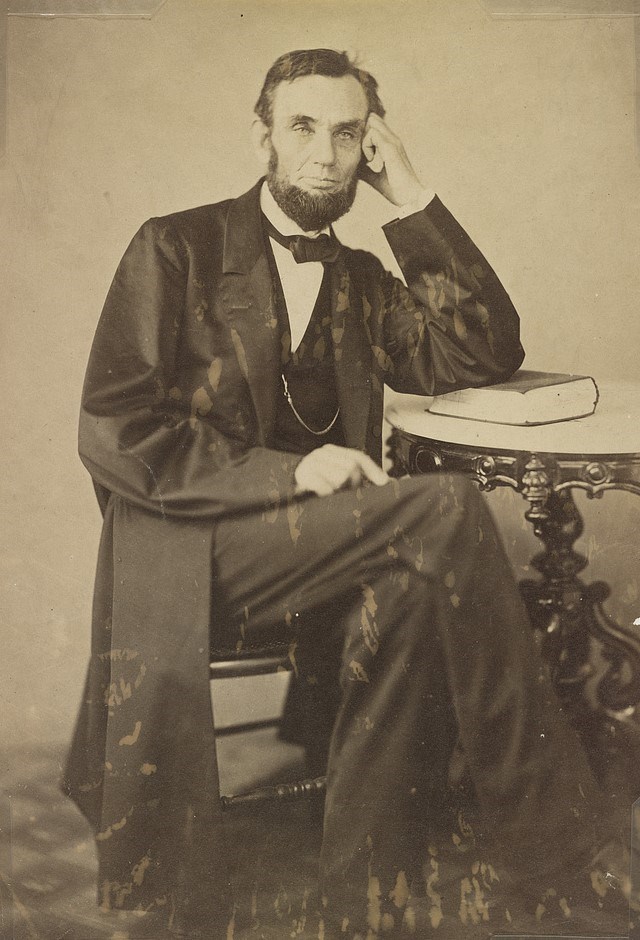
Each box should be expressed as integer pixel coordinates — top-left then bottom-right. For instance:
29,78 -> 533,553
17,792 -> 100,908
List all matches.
63,48 -> 628,939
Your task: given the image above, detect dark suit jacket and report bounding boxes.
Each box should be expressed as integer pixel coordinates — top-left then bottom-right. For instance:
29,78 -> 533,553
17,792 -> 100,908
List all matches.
63,180 -> 524,917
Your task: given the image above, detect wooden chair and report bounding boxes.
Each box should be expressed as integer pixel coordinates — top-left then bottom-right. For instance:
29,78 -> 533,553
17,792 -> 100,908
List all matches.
210,648 -> 326,811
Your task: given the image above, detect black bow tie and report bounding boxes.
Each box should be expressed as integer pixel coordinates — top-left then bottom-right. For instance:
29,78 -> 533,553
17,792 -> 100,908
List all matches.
264,217 -> 341,264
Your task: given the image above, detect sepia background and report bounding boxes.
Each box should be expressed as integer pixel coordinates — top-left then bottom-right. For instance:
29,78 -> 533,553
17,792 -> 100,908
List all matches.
2,0 -> 640,787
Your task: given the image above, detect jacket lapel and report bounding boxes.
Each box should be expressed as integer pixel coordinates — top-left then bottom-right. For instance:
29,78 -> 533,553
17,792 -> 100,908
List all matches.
219,181 -> 281,446
329,255 -> 372,453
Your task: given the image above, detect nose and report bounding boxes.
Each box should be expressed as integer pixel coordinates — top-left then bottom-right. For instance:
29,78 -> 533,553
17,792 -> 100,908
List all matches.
311,130 -> 336,167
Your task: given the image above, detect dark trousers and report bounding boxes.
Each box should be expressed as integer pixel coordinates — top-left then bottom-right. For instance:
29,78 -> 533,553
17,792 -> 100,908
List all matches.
211,473 -> 611,932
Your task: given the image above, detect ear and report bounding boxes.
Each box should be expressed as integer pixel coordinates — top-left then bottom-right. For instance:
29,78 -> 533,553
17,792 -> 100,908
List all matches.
251,119 -> 272,167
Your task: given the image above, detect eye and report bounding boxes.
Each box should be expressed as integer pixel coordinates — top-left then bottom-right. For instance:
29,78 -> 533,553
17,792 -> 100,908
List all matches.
337,130 -> 356,141
293,123 -> 312,136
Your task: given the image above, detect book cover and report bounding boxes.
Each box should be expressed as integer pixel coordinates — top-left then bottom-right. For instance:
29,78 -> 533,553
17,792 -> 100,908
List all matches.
428,370 -> 599,425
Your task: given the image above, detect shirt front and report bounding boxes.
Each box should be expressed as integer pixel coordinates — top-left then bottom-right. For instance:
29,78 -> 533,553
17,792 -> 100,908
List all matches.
260,180 -> 437,353
260,183 -> 327,353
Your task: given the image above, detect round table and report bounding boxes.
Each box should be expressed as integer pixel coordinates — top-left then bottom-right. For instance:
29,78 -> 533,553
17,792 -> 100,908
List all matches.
387,380 -> 640,773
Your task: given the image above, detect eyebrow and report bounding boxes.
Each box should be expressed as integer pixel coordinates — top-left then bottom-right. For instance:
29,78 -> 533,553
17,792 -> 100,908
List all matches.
288,115 -> 366,132
335,120 -> 366,133
288,113 -> 315,126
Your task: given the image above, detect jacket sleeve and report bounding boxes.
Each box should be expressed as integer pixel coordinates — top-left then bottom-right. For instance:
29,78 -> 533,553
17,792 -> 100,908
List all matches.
79,219 -> 302,520
376,196 -> 525,395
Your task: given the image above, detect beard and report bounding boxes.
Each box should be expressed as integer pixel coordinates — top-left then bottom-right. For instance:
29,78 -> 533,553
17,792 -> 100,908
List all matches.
266,148 -> 358,232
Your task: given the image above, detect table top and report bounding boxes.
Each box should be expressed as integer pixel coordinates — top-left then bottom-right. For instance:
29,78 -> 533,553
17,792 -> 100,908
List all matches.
386,380 -> 640,457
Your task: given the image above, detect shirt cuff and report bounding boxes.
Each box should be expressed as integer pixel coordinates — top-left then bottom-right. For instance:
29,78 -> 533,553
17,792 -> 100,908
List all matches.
396,188 -> 437,219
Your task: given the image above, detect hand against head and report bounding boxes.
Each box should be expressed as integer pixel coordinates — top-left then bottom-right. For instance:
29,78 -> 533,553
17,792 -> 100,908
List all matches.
360,113 -> 426,206
294,444 -> 390,497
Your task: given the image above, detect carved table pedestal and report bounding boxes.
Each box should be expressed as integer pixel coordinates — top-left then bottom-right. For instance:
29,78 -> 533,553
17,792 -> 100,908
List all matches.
387,381 -> 640,789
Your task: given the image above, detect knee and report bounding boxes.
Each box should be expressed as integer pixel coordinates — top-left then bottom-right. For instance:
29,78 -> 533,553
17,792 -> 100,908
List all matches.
391,473 -> 486,559
436,476 -> 504,567
413,472 -> 482,519
440,473 -> 479,506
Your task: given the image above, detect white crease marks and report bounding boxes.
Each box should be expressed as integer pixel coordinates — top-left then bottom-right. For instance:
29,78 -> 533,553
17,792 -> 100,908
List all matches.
423,845 -> 444,928
360,584 -> 380,655
348,660 -> 370,683
458,860 -> 500,927
364,835 -> 407,936
444,569 -> 460,608
118,720 -> 142,746
95,806 -> 134,843
189,356 -> 223,428
287,501 -> 304,545
99,851 -> 153,910
105,662 -> 147,708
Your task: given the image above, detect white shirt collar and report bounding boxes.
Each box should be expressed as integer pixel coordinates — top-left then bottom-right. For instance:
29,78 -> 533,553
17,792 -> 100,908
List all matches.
260,180 -> 329,238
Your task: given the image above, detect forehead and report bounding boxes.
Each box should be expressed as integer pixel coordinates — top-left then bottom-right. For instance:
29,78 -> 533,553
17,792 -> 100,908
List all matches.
270,74 -> 368,125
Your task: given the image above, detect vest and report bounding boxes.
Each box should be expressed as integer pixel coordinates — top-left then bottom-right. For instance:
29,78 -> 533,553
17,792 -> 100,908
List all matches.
266,242 -> 346,456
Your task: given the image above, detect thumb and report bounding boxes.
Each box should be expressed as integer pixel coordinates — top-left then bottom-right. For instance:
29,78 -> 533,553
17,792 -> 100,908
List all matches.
363,151 -> 384,175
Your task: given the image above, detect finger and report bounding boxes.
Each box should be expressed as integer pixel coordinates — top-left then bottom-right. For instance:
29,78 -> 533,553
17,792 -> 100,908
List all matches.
295,461 -> 337,497
365,112 -> 398,144
315,480 -> 339,497
366,150 -> 384,175
325,451 -> 373,484
296,447 -> 386,495
362,120 -> 384,173
358,163 -> 383,190
313,462 -> 358,495
353,454 -> 390,486
327,447 -> 385,477
347,466 -> 364,489
365,112 -> 386,131
362,125 -> 376,163
306,473 -> 340,498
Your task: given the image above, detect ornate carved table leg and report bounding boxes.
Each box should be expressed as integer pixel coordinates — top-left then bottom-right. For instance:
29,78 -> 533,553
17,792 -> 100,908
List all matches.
519,456 -> 640,787
519,485 -> 595,703
389,428 -> 640,793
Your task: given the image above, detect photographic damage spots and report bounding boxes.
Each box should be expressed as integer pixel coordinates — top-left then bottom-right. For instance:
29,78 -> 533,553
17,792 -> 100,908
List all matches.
458,860 -> 500,926
189,386 -> 213,428
360,584 -> 380,655
230,328 -> 249,380
287,501 -> 304,545
349,660 -> 370,683
95,808 -> 133,843
118,721 -> 142,747
105,663 -> 147,709
207,357 -> 223,391
194,300 -> 209,322
99,852 -> 152,909
423,846 -> 444,929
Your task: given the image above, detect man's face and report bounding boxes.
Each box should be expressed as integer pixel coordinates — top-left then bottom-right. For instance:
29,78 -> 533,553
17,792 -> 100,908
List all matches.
263,74 -> 369,231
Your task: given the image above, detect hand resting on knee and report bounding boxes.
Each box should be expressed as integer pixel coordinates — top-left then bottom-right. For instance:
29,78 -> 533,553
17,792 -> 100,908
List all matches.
294,444 -> 390,497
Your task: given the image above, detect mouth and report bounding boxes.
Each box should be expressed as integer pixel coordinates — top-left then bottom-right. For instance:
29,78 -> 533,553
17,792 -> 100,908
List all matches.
300,177 -> 341,191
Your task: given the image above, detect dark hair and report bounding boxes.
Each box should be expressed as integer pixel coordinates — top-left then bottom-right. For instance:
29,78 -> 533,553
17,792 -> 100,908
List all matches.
255,48 -> 385,128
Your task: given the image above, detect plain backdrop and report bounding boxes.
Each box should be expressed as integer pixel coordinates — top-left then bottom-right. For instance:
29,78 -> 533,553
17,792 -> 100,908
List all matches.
2,0 -> 640,758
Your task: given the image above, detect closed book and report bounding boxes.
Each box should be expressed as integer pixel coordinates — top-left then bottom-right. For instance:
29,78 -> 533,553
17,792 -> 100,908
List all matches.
427,370 -> 599,425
